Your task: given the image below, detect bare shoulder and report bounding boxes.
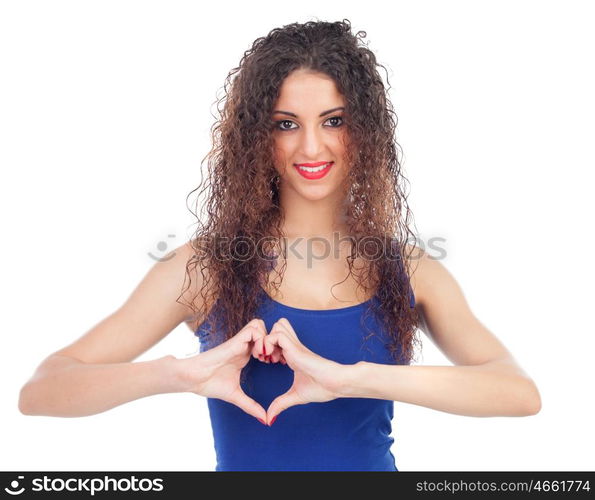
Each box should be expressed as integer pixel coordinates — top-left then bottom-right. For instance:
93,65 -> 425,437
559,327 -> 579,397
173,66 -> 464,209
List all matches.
403,243 -> 516,366
403,243 -> 463,311
51,239 -> 210,364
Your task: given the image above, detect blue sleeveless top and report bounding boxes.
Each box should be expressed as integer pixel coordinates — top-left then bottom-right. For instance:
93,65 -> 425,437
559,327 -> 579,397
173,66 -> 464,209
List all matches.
195,285 -> 415,471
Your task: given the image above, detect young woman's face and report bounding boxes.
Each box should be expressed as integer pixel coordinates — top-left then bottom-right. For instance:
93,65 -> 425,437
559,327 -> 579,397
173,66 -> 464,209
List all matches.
271,68 -> 350,201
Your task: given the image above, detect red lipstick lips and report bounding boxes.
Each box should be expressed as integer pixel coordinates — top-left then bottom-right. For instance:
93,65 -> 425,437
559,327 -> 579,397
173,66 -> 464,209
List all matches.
294,161 -> 329,167
293,161 -> 334,180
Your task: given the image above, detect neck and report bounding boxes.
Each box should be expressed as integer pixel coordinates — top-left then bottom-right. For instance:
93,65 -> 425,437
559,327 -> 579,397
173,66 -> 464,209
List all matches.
278,183 -> 351,239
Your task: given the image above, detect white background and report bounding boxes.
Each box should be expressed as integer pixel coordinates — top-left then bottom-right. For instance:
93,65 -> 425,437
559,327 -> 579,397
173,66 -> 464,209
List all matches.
1,0 -> 593,471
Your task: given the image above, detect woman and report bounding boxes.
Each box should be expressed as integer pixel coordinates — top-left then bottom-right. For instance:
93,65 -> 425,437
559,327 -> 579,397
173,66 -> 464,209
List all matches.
18,19 -> 541,471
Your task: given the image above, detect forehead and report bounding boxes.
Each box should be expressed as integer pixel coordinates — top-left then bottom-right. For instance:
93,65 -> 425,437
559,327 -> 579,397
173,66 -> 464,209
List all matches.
275,70 -> 345,111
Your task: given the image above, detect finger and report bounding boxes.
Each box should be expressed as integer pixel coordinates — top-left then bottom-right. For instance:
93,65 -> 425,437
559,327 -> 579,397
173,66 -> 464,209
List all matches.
258,337 -> 270,363
271,320 -> 301,348
263,331 -> 291,360
244,321 -> 276,364
239,319 -> 266,353
227,387 -> 267,423
266,386 -> 303,425
263,325 -> 282,363
253,318 -> 268,337
237,320 -> 259,342
276,317 -> 299,339
235,325 -> 258,351
240,319 -> 265,338
263,342 -> 283,363
254,343 -> 281,364
269,346 -> 282,363
251,336 -> 265,361
258,318 -> 270,359
272,343 -> 287,363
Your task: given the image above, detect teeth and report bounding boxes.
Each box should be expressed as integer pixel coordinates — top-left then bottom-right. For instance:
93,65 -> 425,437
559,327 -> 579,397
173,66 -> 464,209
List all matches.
298,162 -> 331,173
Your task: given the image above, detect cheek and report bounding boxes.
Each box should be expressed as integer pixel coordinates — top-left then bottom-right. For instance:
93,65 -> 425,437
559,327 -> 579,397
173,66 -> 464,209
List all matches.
272,149 -> 285,169
336,130 -> 350,153
271,149 -> 288,176
274,164 -> 286,177
272,140 -> 291,165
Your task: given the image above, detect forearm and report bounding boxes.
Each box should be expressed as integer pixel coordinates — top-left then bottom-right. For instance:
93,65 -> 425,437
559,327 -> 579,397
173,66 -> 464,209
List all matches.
18,354 -> 186,417
338,360 -> 541,417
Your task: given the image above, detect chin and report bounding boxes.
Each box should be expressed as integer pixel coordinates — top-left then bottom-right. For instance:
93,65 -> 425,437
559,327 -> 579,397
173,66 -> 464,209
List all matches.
295,183 -> 341,201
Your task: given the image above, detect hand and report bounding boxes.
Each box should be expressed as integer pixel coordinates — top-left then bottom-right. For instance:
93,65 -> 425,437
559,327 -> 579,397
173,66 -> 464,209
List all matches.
180,318 -> 276,423
262,317 -> 346,424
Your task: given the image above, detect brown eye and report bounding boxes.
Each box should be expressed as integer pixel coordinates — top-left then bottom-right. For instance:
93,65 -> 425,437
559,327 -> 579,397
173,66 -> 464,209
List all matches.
326,116 -> 343,127
275,120 -> 297,131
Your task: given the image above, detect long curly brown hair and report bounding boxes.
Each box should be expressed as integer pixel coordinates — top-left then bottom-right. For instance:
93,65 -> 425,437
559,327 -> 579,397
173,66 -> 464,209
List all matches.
179,18 -> 422,367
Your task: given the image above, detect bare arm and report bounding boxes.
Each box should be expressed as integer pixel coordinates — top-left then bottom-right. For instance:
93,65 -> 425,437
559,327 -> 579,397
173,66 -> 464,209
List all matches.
18,241 -> 204,417
18,353 -> 185,417
337,247 -> 542,417
339,357 -> 540,417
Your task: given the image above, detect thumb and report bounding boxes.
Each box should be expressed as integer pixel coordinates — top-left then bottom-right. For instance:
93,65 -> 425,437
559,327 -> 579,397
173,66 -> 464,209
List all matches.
226,386 -> 267,424
266,386 -> 303,425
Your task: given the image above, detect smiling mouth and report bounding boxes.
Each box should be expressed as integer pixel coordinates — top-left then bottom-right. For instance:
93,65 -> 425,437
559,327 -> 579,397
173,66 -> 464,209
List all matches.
293,161 -> 334,179
295,162 -> 333,172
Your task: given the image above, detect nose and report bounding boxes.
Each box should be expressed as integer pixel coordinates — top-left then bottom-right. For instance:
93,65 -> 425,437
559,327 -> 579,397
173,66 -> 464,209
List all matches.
299,124 -> 326,160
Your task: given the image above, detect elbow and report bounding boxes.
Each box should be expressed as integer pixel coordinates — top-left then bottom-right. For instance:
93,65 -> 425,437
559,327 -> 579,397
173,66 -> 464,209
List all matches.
526,388 -> 542,416
518,379 -> 542,416
18,385 -> 32,415
18,383 -> 39,416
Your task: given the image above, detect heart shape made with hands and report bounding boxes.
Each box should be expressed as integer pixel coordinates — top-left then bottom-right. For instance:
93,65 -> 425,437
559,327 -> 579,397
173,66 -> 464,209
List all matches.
240,317 -> 343,426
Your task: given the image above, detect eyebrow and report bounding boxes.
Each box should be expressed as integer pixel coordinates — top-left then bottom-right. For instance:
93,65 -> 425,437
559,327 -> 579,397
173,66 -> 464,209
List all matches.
272,106 -> 345,118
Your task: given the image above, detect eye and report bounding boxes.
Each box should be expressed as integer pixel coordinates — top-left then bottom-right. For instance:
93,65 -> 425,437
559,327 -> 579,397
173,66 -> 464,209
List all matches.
326,116 -> 344,127
274,116 -> 344,131
275,119 -> 297,131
